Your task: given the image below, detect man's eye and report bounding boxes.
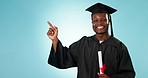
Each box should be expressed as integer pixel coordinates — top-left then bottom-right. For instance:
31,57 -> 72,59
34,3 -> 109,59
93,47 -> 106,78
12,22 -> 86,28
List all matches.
92,20 -> 97,23
103,19 -> 107,21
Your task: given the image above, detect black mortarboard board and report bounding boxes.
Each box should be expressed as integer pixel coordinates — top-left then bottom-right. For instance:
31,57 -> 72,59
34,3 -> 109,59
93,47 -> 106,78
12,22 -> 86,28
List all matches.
86,3 -> 117,36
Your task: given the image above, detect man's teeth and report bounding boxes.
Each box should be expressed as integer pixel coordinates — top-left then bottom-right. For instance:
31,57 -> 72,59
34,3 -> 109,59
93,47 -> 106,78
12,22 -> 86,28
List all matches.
97,26 -> 104,29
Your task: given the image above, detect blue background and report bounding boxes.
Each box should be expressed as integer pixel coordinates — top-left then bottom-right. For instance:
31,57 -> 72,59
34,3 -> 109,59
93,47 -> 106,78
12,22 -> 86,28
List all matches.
0,0 -> 147,78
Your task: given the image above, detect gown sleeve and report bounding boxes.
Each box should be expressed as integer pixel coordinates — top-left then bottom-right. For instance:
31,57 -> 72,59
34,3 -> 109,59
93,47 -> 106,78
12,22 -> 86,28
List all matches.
48,39 -> 81,69
111,43 -> 136,78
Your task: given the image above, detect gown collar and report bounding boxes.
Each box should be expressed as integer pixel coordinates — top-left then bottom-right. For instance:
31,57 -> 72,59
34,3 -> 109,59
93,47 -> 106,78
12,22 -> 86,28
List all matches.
91,35 -> 119,46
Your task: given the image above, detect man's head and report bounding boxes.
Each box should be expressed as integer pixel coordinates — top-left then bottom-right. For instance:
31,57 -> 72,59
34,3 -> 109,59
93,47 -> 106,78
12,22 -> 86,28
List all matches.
86,3 -> 117,36
92,13 -> 109,34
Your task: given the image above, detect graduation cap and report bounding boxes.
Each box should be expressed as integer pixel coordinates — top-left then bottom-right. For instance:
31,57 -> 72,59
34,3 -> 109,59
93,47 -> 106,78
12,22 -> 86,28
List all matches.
86,3 -> 117,36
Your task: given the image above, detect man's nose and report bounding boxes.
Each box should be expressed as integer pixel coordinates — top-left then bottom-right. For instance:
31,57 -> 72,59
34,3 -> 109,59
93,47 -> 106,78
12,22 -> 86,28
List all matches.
96,21 -> 102,26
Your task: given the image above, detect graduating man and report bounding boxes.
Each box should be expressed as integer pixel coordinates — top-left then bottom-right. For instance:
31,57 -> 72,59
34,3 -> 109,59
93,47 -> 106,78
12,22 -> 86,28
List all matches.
47,3 -> 135,78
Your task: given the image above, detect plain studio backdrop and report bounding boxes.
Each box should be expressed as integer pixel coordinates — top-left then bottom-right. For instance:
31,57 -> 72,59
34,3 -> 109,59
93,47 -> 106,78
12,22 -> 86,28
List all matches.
0,0 -> 147,78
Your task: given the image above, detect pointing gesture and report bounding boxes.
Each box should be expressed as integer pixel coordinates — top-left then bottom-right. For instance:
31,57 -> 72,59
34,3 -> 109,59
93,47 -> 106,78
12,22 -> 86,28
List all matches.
47,21 -> 58,41
47,21 -> 58,52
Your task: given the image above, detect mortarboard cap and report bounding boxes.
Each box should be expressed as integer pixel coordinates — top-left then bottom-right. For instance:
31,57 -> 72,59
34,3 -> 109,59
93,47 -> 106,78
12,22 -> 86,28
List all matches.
86,3 -> 117,36
85,3 -> 117,14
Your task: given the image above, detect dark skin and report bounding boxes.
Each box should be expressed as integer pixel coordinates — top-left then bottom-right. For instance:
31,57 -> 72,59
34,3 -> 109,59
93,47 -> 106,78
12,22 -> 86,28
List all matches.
92,13 -> 110,42
47,13 -> 110,78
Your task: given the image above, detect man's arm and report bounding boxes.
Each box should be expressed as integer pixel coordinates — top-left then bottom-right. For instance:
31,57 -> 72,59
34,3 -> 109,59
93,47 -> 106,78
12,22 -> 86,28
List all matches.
111,43 -> 136,78
47,21 -> 58,52
47,21 -> 78,69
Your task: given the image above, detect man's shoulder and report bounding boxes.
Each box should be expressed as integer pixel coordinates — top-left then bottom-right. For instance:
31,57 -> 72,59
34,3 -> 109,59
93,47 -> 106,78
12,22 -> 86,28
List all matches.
107,36 -> 127,48
79,35 -> 96,42
110,37 -> 122,44
73,35 -> 96,45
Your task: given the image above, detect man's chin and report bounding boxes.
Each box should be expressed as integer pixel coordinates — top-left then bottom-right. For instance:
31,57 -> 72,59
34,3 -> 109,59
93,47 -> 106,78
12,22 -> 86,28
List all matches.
96,32 -> 106,34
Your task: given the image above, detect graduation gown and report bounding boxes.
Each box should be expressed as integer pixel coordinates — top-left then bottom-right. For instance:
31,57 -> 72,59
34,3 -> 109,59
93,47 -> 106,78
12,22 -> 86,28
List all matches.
48,35 -> 135,78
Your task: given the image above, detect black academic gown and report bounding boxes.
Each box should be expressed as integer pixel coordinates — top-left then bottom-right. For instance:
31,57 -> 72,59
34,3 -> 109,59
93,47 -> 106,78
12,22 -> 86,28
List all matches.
48,35 -> 135,78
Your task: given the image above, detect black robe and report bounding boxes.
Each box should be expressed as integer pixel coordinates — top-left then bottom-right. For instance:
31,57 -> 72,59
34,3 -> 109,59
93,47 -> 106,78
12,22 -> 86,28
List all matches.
48,35 -> 135,78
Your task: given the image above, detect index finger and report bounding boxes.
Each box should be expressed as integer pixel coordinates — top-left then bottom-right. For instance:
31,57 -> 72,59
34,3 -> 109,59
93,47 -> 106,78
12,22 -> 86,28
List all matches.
47,21 -> 54,28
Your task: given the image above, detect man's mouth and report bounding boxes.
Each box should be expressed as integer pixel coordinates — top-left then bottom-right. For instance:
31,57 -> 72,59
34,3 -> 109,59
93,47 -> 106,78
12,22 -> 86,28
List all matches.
96,26 -> 104,29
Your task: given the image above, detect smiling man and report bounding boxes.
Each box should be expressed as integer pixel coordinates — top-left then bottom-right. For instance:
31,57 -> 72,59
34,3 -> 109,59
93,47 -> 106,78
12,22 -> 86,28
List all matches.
47,3 -> 135,78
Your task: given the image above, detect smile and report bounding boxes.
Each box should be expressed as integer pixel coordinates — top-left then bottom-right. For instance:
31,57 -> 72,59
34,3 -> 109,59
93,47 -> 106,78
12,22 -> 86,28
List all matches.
97,26 -> 104,29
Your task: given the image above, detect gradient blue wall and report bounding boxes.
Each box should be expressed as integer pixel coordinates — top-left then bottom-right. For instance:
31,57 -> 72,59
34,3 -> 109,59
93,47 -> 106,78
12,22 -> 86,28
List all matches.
0,0 -> 148,78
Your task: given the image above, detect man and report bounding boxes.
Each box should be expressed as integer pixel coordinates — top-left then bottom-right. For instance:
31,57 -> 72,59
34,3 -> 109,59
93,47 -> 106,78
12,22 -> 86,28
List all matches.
47,3 -> 135,78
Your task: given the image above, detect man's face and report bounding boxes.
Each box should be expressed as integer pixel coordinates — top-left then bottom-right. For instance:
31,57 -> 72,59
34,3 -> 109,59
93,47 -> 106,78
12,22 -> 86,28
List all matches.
92,13 -> 109,34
